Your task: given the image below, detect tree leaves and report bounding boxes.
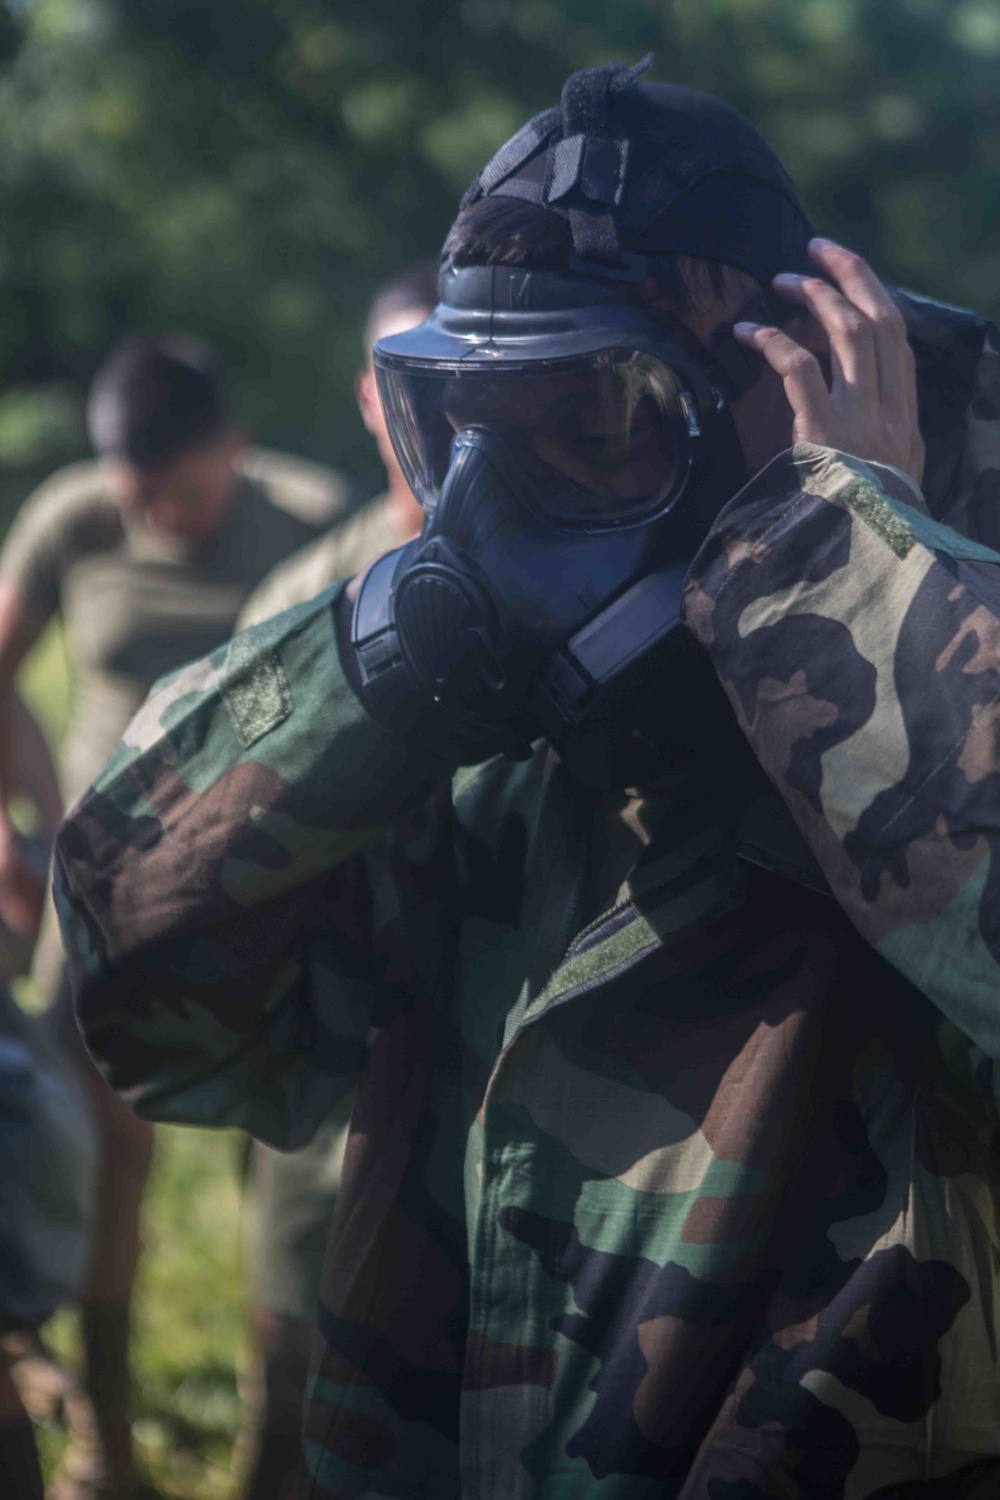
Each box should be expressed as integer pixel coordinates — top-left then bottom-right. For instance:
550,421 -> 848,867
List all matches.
0,0 -> 994,489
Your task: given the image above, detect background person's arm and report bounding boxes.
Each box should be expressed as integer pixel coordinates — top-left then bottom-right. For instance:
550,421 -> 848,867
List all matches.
9,689 -> 62,843
0,575 -> 54,937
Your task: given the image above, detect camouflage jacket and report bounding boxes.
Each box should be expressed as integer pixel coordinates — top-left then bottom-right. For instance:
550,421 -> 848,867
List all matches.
55,298 -> 1000,1499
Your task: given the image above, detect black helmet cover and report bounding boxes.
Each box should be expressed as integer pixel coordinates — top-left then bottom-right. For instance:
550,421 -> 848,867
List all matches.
459,56 -> 816,288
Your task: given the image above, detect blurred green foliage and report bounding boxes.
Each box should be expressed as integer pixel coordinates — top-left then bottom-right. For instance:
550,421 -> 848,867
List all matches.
0,0 -> 996,493
37,1128 -> 245,1500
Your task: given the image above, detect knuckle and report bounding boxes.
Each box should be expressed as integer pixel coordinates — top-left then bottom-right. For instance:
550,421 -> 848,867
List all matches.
838,309 -> 868,338
785,348 -> 816,375
872,306 -> 905,335
756,326 -> 786,353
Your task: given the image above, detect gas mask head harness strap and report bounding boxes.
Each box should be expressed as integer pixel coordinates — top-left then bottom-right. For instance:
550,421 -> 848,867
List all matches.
348,58 -> 816,785
460,54 -> 815,279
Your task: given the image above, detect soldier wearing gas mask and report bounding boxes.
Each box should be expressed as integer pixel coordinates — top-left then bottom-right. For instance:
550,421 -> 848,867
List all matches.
55,60 -> 1000,1499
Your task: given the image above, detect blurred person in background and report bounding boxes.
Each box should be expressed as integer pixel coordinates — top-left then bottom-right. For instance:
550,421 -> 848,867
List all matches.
237,260 -> 433,629
0,694 -> 94,1500
233,257 -> 435,1500
0,336 -> 346,1500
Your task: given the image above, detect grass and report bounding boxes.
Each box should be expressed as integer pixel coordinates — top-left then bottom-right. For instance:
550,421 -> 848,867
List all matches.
19,625 -> 249,1499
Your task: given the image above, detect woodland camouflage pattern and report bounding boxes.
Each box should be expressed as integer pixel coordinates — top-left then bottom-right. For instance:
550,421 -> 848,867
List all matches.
55,299 -> 1000,1498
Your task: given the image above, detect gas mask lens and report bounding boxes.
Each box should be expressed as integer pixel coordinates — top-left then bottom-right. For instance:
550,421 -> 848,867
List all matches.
376,350 -> 694,528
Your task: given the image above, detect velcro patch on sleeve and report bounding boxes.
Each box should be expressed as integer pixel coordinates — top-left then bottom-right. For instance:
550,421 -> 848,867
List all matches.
840,478 -> 915,559
221,638 -> 292,749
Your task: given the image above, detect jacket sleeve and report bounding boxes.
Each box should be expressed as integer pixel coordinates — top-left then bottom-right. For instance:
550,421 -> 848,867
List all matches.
684,440 -> 1000,1065
53,584 -> 452,1147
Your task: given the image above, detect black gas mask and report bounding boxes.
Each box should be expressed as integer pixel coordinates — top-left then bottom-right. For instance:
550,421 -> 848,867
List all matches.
350,262 -> 764,784
349,56 -> 818,785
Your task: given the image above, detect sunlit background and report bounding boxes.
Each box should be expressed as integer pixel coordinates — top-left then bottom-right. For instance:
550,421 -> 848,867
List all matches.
5,0 -> 1000,1493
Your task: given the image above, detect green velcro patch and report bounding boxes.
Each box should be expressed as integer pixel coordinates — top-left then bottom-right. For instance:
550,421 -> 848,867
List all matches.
221,641 -> 292,749
840,478 -> 915,558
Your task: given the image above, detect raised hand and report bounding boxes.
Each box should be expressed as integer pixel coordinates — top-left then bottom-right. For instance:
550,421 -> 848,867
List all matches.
734,237 -> 925,487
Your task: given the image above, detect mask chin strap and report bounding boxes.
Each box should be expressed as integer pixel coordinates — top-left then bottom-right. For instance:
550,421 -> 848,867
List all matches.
542,55 -> 653,270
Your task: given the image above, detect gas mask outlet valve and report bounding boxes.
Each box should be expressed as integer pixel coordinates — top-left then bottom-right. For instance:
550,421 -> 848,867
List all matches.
394,559 -> 506,709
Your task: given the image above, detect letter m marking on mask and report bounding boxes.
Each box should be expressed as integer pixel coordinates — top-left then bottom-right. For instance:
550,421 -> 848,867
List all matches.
506,272 -> 533,308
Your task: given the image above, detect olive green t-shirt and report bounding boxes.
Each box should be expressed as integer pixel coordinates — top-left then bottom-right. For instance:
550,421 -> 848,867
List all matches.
1,448 -> 347,802
237,492 -> 398,631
